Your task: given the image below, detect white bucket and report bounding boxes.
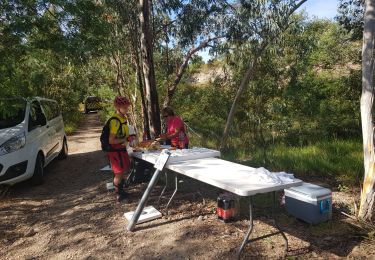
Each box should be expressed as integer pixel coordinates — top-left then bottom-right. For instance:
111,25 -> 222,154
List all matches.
106,182 -> 114,190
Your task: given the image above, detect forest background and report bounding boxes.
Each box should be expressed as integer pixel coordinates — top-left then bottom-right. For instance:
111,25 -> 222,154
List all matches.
0,1 -> 365,202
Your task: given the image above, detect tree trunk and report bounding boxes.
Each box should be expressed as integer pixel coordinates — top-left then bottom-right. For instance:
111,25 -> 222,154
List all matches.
111,50 -> 124,95
137,59 -> 151,139
131,17 -> 151,139
139,0 -> 161,137
220,58 -> 258,151
358,0 -> 375,221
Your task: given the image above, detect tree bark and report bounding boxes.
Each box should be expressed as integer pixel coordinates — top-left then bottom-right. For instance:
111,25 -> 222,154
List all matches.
130,15 -> 151,139
137,56 -> 151,138
111,50 -> 124,95
358,0 -> 375,221
220,58 -> 257,151
139,0 -> 161,137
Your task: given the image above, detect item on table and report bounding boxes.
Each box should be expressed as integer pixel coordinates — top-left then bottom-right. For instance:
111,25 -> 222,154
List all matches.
135,140 -> 161,151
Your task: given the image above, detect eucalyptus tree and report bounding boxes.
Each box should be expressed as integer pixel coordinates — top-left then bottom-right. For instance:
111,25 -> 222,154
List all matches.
358,0 -> 375,221
138,0 -> 166,137
0,0 -> 42,96
134,0 -> 228,137
336,0 -> 375,221
219,0 -> 307,151
155,0 -> 227,107
336,0 -> 364,40
0,0 -> 113,107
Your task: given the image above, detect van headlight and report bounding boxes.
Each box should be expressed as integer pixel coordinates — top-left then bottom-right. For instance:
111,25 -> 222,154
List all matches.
0,132 -> 26,156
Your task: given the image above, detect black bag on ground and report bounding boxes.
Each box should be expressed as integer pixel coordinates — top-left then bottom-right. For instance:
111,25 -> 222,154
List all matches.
126,158 -> 153,185
100,117 -> 127,152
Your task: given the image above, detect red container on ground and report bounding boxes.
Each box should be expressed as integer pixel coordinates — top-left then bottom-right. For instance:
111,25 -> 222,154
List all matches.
217,193 -> 236,223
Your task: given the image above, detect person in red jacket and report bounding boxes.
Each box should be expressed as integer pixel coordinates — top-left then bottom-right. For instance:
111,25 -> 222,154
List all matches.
159,107 -> 189,149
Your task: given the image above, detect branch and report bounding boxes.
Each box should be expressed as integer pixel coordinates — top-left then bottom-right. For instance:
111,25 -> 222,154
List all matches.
290,0 -> 309,16
163,36 -> 223,107
154,19 -> 177,36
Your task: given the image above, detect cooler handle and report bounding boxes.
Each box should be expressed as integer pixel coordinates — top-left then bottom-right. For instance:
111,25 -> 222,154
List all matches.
320,199 -> 330,214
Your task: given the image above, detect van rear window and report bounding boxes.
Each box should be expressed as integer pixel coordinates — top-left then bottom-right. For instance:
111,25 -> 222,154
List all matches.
0,99 -> 27,129
40,100 -> 60,120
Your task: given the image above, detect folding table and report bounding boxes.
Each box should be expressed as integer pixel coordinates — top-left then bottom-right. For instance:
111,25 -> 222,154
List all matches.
129,149 -> 302,259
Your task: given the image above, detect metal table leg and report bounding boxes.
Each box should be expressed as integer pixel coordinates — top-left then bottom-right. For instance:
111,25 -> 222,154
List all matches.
236,192 -> 289,259
164,175 -> 179,216
125,159 -> 136,186
156,172 -> 168,208
237,197 -> 253,259
127,168 -> 164,231
272,191 -> 288,255
158,174 -> 204,211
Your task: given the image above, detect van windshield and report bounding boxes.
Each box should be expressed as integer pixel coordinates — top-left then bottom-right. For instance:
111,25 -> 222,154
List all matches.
0,98 -> 27,129
86,96 -> 101,103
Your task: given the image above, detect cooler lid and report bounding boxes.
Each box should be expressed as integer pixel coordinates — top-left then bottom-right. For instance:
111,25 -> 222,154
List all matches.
286,182 -> 331,199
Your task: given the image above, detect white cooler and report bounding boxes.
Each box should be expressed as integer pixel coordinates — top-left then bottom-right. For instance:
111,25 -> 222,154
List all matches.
284,182 -> 332,225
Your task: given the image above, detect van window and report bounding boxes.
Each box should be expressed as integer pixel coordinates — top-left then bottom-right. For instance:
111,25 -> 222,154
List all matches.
41,100 -> 60,120
0,98 -> 26,129
28,101 -> 44,131
50,101 -> 61,118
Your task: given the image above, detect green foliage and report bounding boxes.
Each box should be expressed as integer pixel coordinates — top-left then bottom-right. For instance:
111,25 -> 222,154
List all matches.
336,0 -> 364,40
283,73 -> 361,143
63,111 -> 84,135
217,19 -> 361,150
0,1 -> 365,187
171,77 -> 232,149
231,139 -> 363,186
188,55 -> 205,74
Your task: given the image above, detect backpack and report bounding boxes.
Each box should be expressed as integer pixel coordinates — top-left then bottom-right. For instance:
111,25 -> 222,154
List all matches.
100,117 -> 128,152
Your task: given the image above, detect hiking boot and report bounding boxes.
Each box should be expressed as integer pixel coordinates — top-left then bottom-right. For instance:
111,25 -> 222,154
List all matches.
120,179 -> 127,189
119,190 -> 130,197
116,193 -> 128,203
117,182 -> 129,196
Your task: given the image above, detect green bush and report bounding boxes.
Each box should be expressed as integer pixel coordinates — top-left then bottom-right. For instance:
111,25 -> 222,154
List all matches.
223,139 -> 363,186
63,111 -> 84,135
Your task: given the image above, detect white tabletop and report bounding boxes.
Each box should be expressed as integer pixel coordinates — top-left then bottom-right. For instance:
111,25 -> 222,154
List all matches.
133,150 -> 302,197
167,157 -> 302,196
132,147 -> 220,164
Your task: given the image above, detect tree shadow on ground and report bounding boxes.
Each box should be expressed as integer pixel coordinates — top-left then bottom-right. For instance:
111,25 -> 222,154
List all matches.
0,150 -> 118,249
0,148 -> 367,259
132,175 -> 365,259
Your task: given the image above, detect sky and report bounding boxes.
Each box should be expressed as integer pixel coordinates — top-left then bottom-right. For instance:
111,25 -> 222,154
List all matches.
199,0 -> 340,62
301,0 -> 339,20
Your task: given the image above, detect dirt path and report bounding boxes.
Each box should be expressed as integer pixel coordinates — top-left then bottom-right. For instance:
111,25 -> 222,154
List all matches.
0,113 -> 374,259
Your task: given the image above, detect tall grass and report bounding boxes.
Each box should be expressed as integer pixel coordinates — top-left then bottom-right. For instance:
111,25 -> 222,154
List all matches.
223,139 -> 363,186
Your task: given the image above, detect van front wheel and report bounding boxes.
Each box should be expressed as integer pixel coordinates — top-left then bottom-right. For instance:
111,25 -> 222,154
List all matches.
58,138 -> 68,160
31,154 -> 44,186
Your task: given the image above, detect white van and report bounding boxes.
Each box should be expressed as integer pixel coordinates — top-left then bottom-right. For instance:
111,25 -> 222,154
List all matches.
0,97 -> 68,185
